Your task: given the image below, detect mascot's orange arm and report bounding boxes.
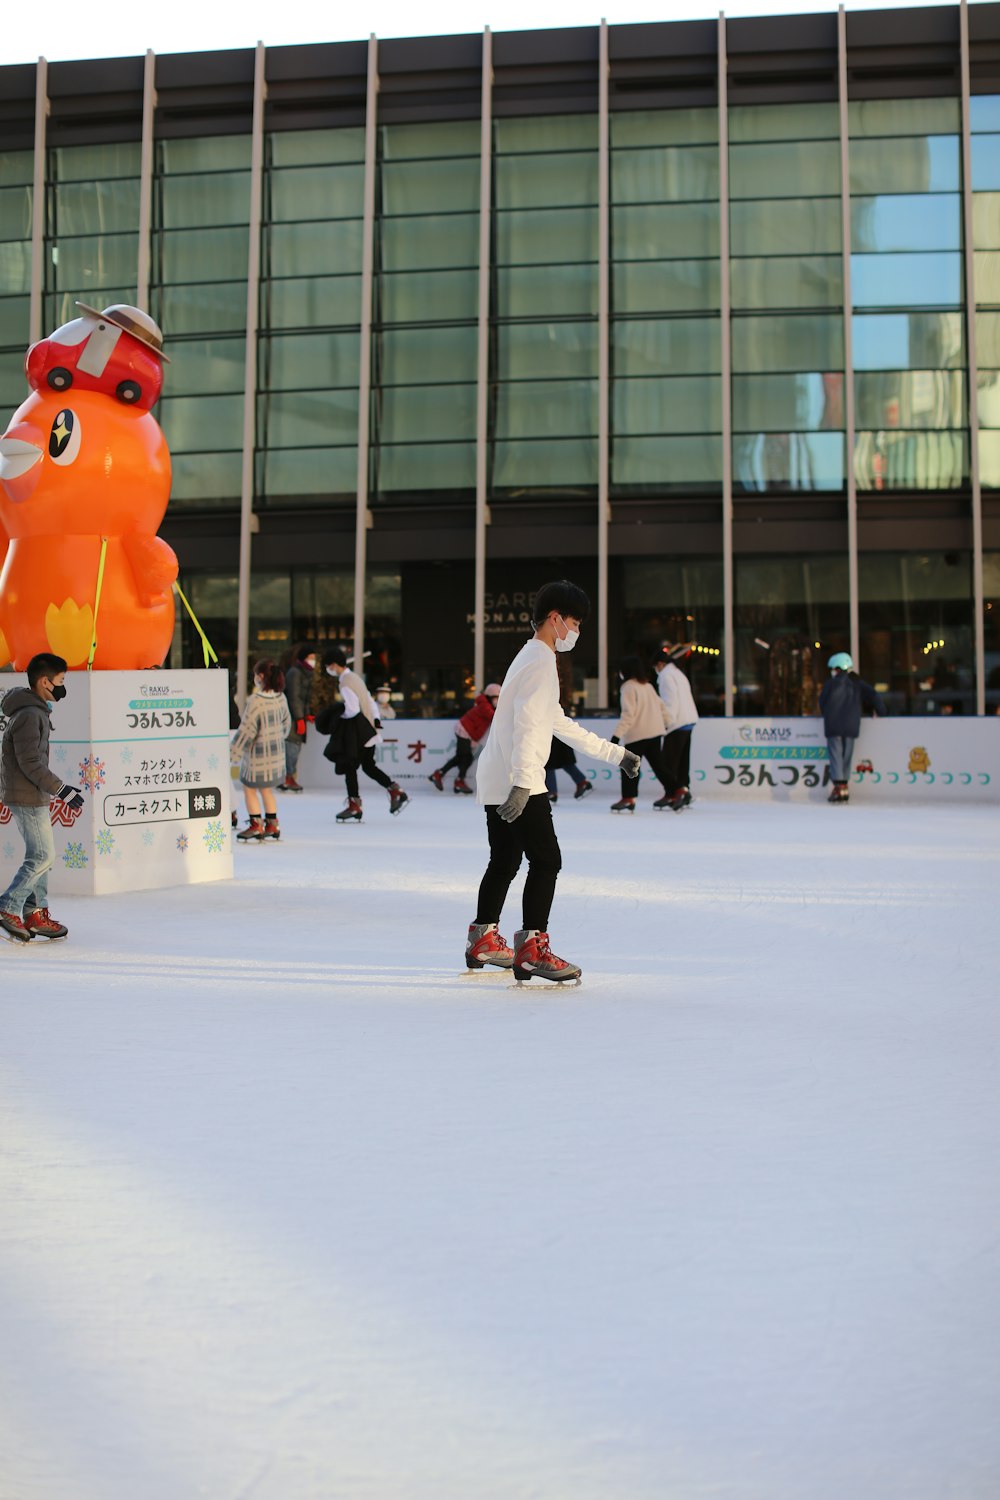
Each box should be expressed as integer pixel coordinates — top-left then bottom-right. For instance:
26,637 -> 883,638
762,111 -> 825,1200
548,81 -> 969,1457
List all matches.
0,514 -> 8,574
122,534 -> 179,607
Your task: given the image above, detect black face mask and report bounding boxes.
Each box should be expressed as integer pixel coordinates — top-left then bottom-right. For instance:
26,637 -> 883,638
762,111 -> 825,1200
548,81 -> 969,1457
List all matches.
50,684 -> 67,702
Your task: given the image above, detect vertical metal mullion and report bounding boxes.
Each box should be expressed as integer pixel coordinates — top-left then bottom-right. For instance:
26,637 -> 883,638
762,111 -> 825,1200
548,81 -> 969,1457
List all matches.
29,57 -> 48,345
474,27 -> 493,693
598,18 -> 611,707
717,15 -> 733,717
137,49 -> 156,311
838,5 -> 859,670
353,35 -> 379,677
235,40 -> 266,708
961,0 -> 986,715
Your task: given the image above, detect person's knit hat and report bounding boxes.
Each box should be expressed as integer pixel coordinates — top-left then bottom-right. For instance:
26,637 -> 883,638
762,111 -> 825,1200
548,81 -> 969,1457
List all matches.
485,683 -> 501,696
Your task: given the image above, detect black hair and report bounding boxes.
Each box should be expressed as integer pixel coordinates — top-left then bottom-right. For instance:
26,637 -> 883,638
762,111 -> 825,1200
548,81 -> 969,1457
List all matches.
324,647 -> 348,669
293,642 -> 315,662
619,654 -> 648,684
27,652 -> 68,689
254,659 -> 285,693
532,579 -> 591,628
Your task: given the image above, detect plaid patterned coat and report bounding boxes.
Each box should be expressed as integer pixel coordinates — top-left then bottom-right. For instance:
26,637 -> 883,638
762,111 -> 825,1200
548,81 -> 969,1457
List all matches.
231,689 -> 292,788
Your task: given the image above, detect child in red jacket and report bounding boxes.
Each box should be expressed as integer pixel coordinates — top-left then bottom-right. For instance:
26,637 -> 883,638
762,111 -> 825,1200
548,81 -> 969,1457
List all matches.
429,685 -> 501,794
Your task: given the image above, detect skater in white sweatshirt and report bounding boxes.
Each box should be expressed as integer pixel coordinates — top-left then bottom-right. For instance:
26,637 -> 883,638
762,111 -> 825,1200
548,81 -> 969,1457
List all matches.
465,580 -> 640,984
654,642 -> 700,811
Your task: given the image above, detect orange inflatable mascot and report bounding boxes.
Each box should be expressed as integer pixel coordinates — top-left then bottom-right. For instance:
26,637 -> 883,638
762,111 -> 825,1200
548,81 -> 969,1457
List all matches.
0,303 -> 178,671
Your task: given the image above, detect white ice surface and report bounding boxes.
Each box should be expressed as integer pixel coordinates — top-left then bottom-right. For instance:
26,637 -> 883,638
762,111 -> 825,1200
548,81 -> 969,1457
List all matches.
1,793 -> 998,1500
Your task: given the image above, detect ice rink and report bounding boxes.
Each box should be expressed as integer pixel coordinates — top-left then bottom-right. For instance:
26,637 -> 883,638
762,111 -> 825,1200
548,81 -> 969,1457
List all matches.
2,789 -> 998,1500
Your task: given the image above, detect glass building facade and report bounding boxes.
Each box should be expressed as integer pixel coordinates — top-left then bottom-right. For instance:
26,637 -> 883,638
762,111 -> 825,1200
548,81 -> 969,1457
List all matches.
1,9 -> 999,714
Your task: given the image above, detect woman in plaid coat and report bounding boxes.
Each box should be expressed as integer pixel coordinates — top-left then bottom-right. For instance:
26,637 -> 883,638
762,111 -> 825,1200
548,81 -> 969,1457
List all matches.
231,659 -> 292,842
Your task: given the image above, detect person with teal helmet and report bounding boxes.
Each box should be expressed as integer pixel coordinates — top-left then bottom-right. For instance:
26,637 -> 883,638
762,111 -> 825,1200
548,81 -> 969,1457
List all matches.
819,652 -> 885,803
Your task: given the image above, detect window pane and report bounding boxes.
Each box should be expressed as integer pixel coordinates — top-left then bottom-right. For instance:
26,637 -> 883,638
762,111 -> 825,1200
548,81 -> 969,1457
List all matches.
377,442 -> 475,492
734,432 -> 844,490
732,314 -> 844,373
498,263 -> 597,319
613,317 -> 720,376
0,241 -> 32,295
155,281 -> 247,335
269,128 -> 365,167
854,430 -> 967,489
496,207 -> 596,265
613,258 -> 719,314
848,99 -> 960,137
611,146 -> 719,204
260,445 -> 357,498
495,379 -> 597,439
261,388 -> 359,446
733,372 -> 843,432
978,429 -> 1000,483
729,103 -> 839,142
49,234 -> 139,290
493,437 -> 596,487
497,321 -> 598,381
851,252 -> 962,308
611,108 -> 718,148
976,369 -> 1000,427
265,276 -> 361,330
158,393 -> 244,452
854,312 -> 964,369
0,352 -> 25,407
269,164 -> 364,222
381,324 -> 477,385
613,202 -> 719,260
495,115 -> 597,153
612,434 -> 721,485
45,288 -> 136,328
852,194 -> 961,252
378,384 -> 475,443
730,198 -> 840,257
496,154 -> 597,210
976,312 -> 1000,365
161,173 -> 250,229
0,185 -> 32,240
0,151 -> 34,188
51,179 -> 140,237
855,369 -> 965,429
168,337 -> 246,396
735,554 -> 850,716
0,295 -> 30,345
859,550 -> 972,714
614,375 -> 721,435
971,97 -> 1000,133
169,449 -> 242,501
162,225 -> 250,283
972,135 -> 1000,191
973,192 -> 1000,249
730,141 -> 840,199
266,219 -> 361,277
850,137 -> 960,195
379,213 -> 478,271
732,255 -> 842,310
53,143 -> 140,182
262,331 -> 358,391
381,121 -> 481,159
381,159 -> 480,214
160,137 -> 251,173
378,268 -> 478,324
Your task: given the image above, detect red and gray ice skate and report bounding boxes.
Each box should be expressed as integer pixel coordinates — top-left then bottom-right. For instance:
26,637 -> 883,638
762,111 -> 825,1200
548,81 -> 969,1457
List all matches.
0,910 -> 33,943
465,922 -> 515,970
236,816 -> 265,841
337,797 -> 363,823
388,783 -> 409,815
428,769 -> 445,791
512,929 -> 582,984
828,782 -> 850,804
453,778 -> 474,795
610,797 -> 635,813
25,908 -> 68,939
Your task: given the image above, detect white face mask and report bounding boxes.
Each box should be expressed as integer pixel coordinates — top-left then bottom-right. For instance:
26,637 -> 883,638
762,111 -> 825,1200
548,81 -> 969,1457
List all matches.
554,616 -> 579,653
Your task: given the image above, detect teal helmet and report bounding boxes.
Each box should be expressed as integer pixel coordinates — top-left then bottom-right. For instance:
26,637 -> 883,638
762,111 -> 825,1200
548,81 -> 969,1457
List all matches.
827,651 -> 853,671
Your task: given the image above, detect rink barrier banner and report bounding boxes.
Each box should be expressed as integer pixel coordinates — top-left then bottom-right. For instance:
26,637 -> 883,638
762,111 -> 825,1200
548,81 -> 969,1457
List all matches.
0,670 -> 233,896
299,715 -> 999,805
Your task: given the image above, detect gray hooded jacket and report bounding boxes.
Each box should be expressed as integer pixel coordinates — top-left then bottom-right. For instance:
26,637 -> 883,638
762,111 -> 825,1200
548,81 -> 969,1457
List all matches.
0,687 -> 65,808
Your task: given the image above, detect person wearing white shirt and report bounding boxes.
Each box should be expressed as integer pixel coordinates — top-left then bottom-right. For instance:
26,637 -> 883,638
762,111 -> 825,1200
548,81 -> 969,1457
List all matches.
654,643 -> 700,811
465,580 -> 640,984
323,648 -> 409,821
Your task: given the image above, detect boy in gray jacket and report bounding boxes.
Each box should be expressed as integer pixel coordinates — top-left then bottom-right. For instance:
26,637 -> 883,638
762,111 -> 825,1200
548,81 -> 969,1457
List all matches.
0,653 -> 85,942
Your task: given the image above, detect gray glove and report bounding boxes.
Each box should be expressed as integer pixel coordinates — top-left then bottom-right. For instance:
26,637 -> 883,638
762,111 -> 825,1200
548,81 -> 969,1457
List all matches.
619,750 -> 641,780
497,786 -> 531,823
58,783 -> 86,810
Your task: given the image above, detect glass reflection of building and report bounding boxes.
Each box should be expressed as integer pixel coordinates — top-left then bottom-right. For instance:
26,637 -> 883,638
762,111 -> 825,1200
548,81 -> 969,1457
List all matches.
1,9 -> 999,716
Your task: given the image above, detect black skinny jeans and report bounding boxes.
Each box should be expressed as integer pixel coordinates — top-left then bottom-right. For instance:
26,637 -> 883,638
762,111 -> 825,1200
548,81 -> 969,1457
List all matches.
621,735 -> 670,798
476,794 -> 562,933
345,746 -> 394,798
437,737 -> 474,779
661,728 -> 693,795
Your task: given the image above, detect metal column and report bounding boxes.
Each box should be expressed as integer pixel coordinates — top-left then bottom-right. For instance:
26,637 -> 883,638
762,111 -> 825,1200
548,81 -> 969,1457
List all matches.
717,16 -> 734,715
137,49 -> 156,311
598,18 -> 611,706
353,35 -> 379,676
838,6 -> 860,667
474,27 -> 493,692
960,0 -> 987,715
235,41 -> 266,707
29,57 -> 48,345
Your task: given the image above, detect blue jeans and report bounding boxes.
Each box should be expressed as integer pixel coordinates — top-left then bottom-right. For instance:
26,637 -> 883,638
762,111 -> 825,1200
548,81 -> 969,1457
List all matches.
827,736 -> 855,784
1,804 -> 55,917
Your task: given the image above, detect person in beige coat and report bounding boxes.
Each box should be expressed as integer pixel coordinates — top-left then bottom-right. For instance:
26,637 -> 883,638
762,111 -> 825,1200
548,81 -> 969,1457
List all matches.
230,660 -> 292,842
609,655 -> 672,812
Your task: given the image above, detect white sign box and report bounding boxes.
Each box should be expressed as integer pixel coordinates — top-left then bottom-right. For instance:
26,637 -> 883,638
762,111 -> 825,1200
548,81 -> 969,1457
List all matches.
0,669 -> 233,896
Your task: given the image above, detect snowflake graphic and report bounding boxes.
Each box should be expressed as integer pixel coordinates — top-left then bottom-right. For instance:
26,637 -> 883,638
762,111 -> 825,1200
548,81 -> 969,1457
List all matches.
120,747 -> 133,765
141,829 -> 155,848
62,842 -> 88,870
207,753 -> 219,770
114,847 -> 123,861
2,841 -> 14,860
202,819 -> 226,854
176,833 -> 189,852
54,745 -> 68,763
78,754 -> 107,791
95,828 -> 116,856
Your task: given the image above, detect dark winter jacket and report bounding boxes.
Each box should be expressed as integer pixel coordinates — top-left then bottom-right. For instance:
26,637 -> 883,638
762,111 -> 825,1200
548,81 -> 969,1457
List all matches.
317,703 -> 377,774
284,661 -> 313,744
0,687 -> 65,807
458,693 -> 496,744
819,672 -> 886,738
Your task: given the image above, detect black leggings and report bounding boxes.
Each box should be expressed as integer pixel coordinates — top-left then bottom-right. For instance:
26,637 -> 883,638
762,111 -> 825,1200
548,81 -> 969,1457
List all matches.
345,747 -> 394,798
661,728 -> 693,795
621,735 -> 670,798
437,738 -> 474,779
476,795 -> 562,933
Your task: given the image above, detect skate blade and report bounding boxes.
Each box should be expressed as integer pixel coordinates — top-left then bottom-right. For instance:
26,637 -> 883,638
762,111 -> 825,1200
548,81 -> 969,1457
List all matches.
1,933 -> 35,946
458,968 -> 510,979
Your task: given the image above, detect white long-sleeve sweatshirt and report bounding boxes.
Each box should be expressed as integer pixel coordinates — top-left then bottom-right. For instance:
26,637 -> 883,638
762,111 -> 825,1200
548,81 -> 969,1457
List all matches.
656,661 -> 699,734
475,637 -> 625,805
614,678 -> 669,744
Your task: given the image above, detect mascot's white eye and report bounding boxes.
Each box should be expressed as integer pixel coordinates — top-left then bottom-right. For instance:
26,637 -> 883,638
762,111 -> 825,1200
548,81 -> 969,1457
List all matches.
49,408 -> 82,466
